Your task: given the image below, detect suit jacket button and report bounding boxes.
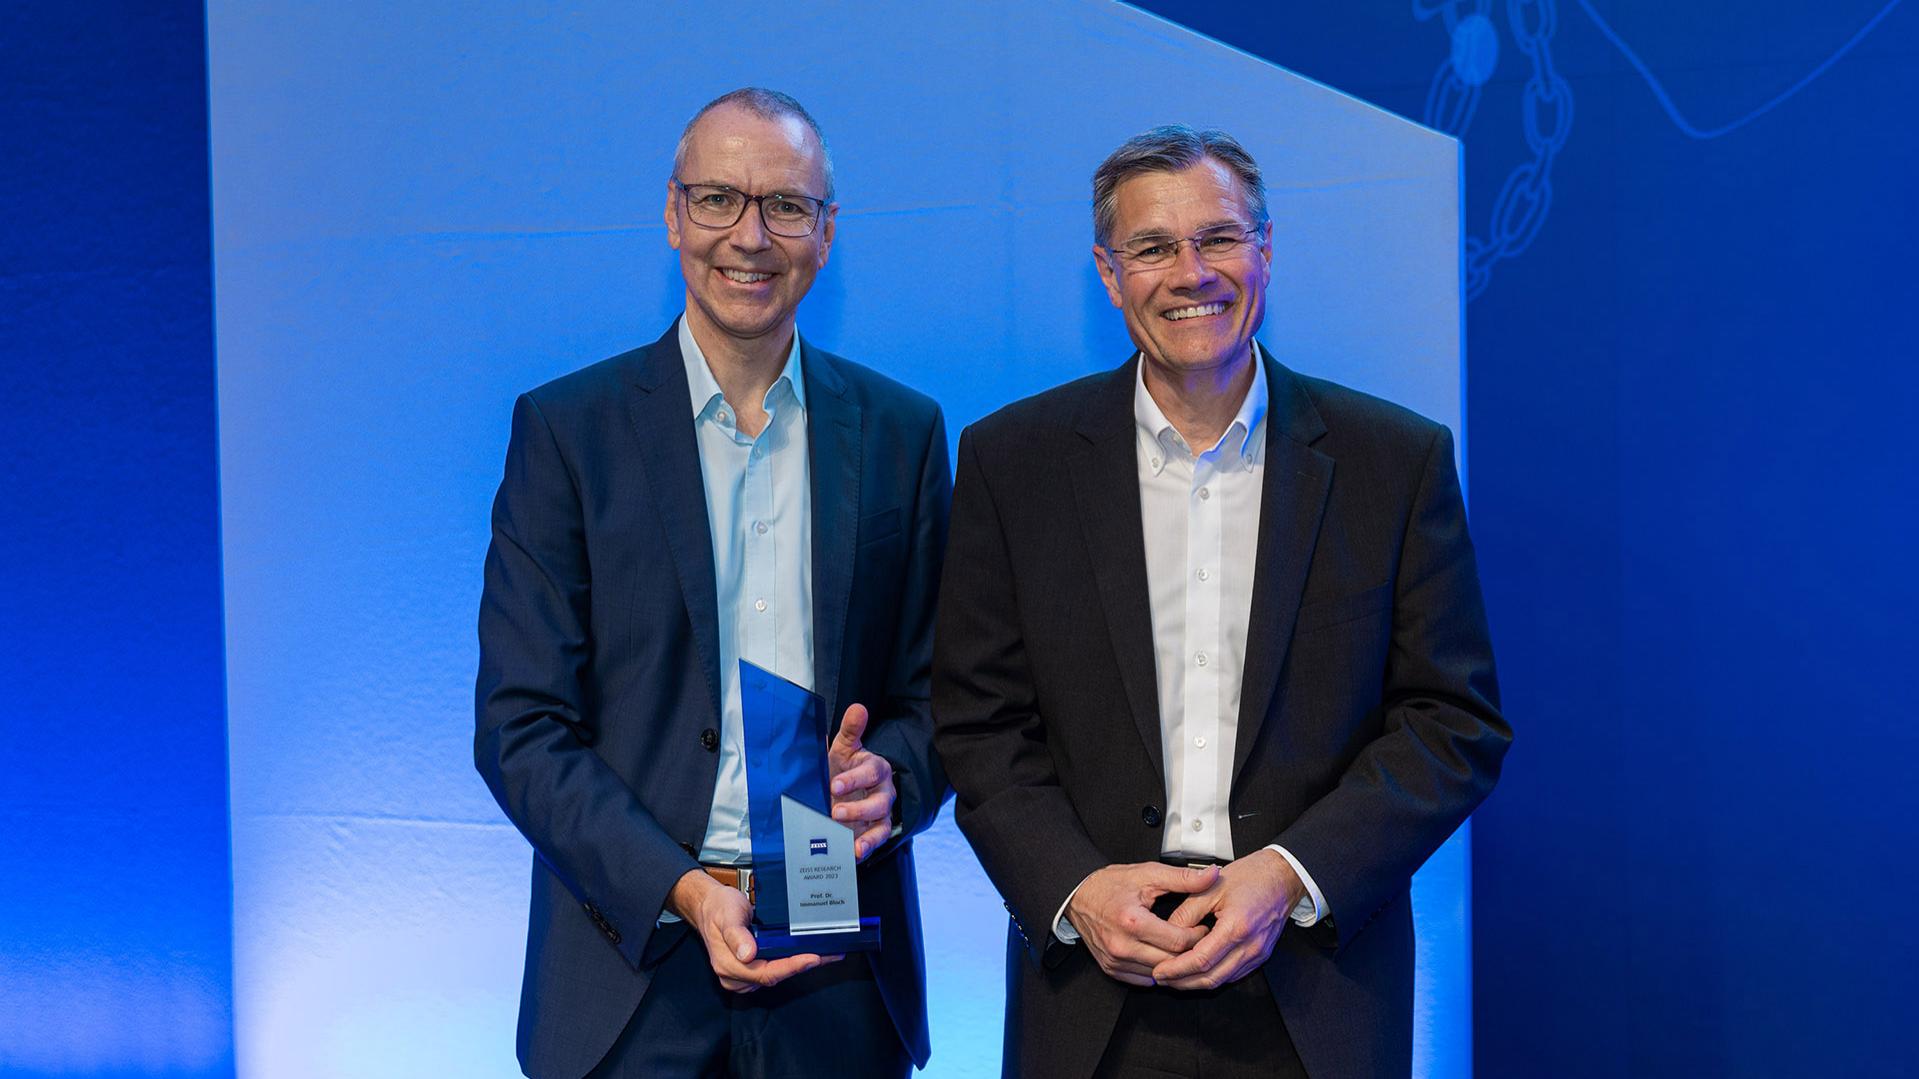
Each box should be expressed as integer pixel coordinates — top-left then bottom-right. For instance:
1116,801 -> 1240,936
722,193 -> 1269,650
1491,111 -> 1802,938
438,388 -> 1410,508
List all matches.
1141,805 -> 1162,827
700,728 -> 719,752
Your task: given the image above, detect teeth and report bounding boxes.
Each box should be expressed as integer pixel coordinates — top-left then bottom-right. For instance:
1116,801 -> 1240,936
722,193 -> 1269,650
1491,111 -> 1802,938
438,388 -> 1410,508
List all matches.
721,269 -> 772,283
1164,302 -> 1227,321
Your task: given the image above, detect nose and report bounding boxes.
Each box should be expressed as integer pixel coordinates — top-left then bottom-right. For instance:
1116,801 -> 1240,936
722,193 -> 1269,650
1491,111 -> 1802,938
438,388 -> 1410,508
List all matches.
1168,239 -> 1217,289
728,199 -> 773,251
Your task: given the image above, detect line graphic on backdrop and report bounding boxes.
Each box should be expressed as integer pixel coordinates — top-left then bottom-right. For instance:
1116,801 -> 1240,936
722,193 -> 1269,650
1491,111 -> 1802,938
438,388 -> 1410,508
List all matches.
1577,0 -> 1903,140
1421,0 -> 1898,299
1418,0 -> 1571,301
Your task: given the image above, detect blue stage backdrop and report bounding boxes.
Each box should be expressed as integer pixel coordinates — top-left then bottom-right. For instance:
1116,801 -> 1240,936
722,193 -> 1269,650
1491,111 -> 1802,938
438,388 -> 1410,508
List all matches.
1130,1 -> 1919,1075
206,1 -> 1468,1075
0,3 -> 232,1076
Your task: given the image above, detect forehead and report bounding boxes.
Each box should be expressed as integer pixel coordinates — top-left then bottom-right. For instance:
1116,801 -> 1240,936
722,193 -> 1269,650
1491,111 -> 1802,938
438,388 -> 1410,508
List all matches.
1110,158 -> 1252,239
680,104 -> 825,190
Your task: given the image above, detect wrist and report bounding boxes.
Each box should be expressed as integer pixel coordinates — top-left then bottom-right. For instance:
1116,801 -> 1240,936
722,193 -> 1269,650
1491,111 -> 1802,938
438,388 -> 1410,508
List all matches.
1249,848 -> 1302,902
667,867 -> 717,918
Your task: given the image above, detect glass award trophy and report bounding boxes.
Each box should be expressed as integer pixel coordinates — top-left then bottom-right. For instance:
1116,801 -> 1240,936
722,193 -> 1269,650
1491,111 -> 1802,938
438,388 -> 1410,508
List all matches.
739,660 -> 882,959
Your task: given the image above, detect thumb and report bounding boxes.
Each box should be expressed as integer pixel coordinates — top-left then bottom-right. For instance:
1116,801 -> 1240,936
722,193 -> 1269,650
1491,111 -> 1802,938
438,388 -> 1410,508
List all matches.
1150,862 -> 1219,895
722,923 -> 757,963
833,703 -> 870,752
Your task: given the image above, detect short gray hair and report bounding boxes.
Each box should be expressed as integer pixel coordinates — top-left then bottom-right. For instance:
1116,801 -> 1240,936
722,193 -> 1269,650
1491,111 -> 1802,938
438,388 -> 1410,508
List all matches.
672,87 -> 836,201
1091,125 -> 1268,247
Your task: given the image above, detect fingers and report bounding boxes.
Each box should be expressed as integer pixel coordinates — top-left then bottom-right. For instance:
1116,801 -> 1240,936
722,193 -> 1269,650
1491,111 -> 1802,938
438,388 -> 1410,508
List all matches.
853,818 -> 890,860
1157,938 -> 1259,990
830,754 -> 889,796
832,786 -> 893,824
1166,892 -> 1215,929
715,952 -> 832,994
1132,911 -> 1209,955
830,703 -> 870,758
1150,924 -> 1231,983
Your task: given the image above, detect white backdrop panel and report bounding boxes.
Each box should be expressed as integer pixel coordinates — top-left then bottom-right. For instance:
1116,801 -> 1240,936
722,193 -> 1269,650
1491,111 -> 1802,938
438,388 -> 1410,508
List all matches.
210,3 -> 1465,1076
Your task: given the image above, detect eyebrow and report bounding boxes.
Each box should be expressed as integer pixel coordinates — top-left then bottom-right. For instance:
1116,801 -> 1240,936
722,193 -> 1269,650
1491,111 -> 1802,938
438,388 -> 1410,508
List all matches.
684,180 -> 824,199
1118,218 -> 1247,245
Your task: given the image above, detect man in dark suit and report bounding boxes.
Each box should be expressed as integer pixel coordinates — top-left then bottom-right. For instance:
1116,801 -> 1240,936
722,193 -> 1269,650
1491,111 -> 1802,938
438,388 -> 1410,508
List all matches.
933,125 -> 1510,1078
475,88 -> 949,1078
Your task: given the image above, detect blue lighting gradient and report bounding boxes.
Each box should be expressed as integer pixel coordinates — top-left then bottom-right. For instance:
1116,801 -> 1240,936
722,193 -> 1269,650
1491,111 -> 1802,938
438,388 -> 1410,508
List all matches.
1128,1 -> 1919,1074
206,2 -> 1467,1076
0,2 -> 232,1076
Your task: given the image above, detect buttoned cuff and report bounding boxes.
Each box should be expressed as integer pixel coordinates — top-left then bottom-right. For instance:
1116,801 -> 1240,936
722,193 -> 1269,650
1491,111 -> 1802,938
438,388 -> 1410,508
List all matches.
1266,843 -> 1328,926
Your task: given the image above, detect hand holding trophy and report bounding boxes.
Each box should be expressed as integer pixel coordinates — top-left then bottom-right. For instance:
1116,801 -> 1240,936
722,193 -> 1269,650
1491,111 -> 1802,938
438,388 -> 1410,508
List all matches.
740,661 -> 884,960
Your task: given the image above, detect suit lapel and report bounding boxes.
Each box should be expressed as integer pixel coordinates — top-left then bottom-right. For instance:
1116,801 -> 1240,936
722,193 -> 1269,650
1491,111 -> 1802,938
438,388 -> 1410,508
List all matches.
1232,353 -> 1333,787
803,338 -> 859,724
623,323 -> 723,729
1069,357 -> 1166,776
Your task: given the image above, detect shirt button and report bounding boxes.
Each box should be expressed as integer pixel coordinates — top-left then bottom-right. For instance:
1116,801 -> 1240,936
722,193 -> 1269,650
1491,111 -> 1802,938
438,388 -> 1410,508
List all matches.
1196,568 -> 1210,582
1151,457 -> 1162,469
754,521 -> 768,535
1191,819 -> 1204,832
716,410 -> 730,424
1195,652 -> 1208,667
1194,735 -> 1207,749
1198,486 -> 1211,500
754,599 -> 767,612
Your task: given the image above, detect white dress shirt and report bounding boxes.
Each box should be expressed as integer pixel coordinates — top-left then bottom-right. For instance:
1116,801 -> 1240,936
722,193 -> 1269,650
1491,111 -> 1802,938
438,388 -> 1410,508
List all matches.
1054,347 -> 1327,943
679,317 -> 815,865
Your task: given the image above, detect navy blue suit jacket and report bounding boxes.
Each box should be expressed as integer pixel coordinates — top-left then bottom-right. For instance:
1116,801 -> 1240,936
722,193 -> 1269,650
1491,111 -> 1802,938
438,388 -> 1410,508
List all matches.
476,323 -> 950,1078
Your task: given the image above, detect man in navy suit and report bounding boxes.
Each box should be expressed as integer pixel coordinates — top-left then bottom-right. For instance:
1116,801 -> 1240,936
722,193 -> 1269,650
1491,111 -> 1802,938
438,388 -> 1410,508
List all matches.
476,88 -> 949,1078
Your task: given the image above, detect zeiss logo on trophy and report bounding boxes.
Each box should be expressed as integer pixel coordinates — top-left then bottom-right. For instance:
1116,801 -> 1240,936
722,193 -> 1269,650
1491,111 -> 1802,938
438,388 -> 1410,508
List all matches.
809,837 -> 829,857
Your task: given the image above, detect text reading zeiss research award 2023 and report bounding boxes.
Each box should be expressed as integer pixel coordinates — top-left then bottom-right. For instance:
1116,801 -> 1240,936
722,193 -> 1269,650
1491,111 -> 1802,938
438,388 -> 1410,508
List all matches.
740,660 -> 881,958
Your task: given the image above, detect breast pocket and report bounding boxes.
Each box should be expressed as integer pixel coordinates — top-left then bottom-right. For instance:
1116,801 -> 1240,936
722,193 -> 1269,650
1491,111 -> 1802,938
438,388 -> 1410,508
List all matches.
1293,583 -> 1392,635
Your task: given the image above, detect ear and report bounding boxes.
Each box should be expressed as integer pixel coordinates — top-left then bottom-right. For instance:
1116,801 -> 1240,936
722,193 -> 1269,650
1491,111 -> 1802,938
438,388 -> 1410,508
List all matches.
664,180 -> 682,250
1259,219 -> 1274,267
816,202 -> 838,268
1092,245 -> 1124,308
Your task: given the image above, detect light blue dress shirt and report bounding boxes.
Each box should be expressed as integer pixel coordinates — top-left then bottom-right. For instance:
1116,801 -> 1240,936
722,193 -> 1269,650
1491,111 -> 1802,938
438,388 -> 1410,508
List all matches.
678,317 -> 815,865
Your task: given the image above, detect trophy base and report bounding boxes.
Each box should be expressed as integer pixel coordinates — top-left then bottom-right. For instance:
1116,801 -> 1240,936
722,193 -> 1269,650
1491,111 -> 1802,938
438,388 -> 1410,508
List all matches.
753,916 -> 882,959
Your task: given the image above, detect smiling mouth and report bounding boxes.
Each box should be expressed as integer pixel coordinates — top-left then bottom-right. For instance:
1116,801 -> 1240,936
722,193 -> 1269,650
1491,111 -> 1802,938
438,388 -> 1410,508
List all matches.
719,268 -> 774,284
1163,301 -> 1228,321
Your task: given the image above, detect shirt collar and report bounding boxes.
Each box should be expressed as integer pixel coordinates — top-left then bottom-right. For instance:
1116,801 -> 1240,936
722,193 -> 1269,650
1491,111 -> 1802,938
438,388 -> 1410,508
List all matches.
1133,343 -> 1269,474
678,315 -> 807,421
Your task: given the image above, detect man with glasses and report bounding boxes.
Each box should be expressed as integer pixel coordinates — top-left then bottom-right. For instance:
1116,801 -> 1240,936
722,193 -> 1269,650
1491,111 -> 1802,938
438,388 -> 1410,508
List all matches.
934,125 -> 1509,1077
477,88 -> 947,1078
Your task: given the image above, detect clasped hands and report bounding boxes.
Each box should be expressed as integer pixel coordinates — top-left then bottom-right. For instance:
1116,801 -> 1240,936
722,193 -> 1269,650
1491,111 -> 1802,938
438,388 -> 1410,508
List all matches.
670,703 -> 895,993
1064,848 -> 1304,991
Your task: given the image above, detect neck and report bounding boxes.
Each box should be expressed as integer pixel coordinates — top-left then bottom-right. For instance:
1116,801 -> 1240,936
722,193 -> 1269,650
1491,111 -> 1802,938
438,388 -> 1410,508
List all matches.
684,303 -> 793,434
1141,343 -> 1257,452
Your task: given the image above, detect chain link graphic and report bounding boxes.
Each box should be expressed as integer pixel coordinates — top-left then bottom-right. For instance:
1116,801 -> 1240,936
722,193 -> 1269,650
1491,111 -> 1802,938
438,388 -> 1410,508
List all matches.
1418,0 -> 1573,300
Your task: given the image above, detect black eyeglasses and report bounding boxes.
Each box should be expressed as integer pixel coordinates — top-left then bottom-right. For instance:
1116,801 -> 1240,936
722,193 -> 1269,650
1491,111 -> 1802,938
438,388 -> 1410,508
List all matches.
1107,224 -> 1263,269
673,180 -> 828,237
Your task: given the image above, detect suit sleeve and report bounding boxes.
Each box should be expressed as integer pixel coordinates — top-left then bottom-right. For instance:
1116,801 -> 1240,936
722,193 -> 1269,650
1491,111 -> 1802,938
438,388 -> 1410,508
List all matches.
1271,424 -> 1511,949
934,427 -> 1109,964
473,393 -> 698,969
860,405 -> 953,845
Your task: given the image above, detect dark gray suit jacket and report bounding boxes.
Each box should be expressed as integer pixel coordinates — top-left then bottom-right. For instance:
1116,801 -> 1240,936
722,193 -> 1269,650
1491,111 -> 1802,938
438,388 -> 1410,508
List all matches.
476,324 -> 950,1078
933,351 -> 1508,1078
